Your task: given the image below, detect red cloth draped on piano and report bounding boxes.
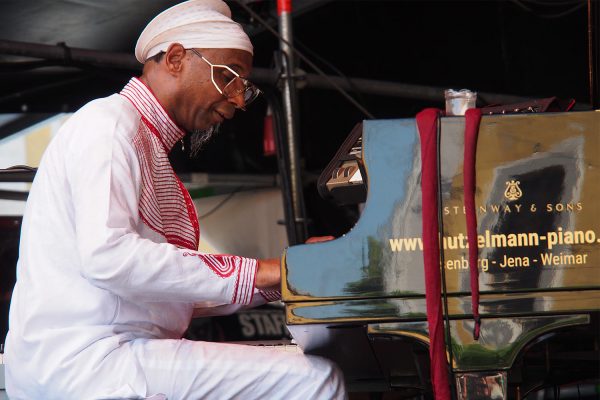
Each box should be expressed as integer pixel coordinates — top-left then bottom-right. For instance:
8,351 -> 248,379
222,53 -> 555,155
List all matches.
464,108 -> 482,340
416,109 -> 451,400
416,108 -> 482,399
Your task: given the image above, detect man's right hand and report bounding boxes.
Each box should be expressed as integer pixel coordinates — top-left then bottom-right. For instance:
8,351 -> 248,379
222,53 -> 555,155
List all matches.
255,258 -> 280,290
255,236 -> 335,291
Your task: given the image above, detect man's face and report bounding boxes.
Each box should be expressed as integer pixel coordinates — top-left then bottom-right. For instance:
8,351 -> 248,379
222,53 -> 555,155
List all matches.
174,47 -> 253,133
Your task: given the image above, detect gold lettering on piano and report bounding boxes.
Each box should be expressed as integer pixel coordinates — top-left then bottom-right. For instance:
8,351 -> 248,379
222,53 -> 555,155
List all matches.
540,252 -> 588,266
389,229 -> 599,253
445,256 -> 489,272
499,255 -> 530,268
443,202 -> 582,215
504,180 -> 523,201
389,227 -> 599,272
442,252 -> 590,271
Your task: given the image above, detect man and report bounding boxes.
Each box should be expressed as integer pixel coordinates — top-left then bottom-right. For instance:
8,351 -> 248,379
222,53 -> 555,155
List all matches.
4,1 -> 346,399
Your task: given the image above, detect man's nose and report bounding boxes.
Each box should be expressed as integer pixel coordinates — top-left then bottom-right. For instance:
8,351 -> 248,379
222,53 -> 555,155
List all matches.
228,92 -> 246,111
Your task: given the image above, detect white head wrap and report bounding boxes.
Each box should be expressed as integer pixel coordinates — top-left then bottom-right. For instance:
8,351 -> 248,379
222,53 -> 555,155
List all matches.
135,0 -> 253,63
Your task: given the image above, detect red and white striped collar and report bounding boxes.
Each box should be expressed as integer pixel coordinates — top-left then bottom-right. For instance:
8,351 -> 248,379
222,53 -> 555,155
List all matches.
120,77 -> 186,151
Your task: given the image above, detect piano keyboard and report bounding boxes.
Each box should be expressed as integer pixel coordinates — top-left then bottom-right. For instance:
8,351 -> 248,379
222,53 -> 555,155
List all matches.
228,339 -> 303,354
317,123 -> 367,205
1,351 -> 5,394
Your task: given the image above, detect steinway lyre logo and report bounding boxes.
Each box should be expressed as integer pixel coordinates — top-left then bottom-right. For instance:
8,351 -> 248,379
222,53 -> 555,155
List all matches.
504,180 -> 523,201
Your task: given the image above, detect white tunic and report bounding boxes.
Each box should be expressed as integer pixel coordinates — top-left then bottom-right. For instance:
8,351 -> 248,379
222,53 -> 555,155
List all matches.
3,79 -> 346,400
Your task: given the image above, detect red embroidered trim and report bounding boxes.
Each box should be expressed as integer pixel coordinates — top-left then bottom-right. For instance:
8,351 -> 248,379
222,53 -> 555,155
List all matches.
120,78 -> 184,150
183,252 -> 237,278
141,116 -> 168,151
235,257 -> 255,304
416,109 -> 451,400
120,77 -> 199,251
233,257 -> 253,304
182,253 -> 257,304
232,264 -> 241,303
177,179 -> 200,249
259,290 -> 281,302
133,121 -> 198,250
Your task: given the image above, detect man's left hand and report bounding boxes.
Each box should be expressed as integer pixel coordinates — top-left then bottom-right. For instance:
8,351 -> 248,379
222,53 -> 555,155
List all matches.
305,236 -> 335,244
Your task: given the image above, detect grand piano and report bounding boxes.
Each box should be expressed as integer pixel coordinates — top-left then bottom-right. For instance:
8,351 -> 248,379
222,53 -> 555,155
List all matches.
282,111 -> 600,399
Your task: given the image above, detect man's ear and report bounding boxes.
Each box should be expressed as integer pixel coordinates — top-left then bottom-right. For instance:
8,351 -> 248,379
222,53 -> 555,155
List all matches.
164,43 -> 186,75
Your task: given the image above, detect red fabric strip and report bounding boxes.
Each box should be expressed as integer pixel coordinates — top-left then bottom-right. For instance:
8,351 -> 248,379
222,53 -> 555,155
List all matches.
416,108 -> 451,400
463,108 -> 482,339
132,119 -> 198,251
120,78 -> 185,151
176,179 -> 200,249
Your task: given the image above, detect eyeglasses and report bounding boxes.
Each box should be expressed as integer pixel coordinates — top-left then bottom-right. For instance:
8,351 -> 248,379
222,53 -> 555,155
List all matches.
189,49 -> 261,110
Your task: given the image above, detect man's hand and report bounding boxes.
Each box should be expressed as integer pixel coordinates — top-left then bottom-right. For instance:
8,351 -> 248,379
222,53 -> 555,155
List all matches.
255,258 -> 281,290
305,236 -> 335,244
255,237 -> 334,290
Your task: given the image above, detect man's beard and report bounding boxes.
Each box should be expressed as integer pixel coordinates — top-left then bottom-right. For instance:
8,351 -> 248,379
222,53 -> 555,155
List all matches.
189,123 -> 221,158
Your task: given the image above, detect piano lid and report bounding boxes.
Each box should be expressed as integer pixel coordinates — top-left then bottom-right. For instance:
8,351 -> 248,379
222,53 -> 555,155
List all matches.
284,111 -> 600,319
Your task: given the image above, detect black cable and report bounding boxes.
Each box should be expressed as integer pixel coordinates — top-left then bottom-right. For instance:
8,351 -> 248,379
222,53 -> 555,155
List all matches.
522,0 -> 584,6
538,2 -> 585,19
510,0 -> 586,18
231,0 -> 375,119
0,60 -> 54,72
197,187 -> 242,219
0,75 -> 88,105
292,36 -> 368,107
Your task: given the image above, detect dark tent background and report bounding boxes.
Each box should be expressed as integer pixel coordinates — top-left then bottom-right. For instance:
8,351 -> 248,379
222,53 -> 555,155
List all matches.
0,0 -> 595,234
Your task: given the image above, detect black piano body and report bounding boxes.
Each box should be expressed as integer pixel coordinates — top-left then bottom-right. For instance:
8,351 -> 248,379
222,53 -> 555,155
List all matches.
282,111 -> 600,398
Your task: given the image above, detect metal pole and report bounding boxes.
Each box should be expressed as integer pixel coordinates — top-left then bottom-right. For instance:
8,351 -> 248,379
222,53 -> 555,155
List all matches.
277,0 -> 307,244
588,0 -> 599,109
0,39 -> 140,71
262,90 -> 298,246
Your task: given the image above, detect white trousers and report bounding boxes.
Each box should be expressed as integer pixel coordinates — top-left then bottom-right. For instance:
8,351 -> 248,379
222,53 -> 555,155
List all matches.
120,339 -> 347,400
